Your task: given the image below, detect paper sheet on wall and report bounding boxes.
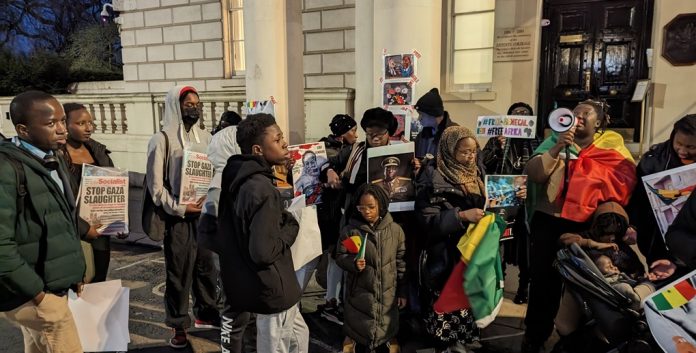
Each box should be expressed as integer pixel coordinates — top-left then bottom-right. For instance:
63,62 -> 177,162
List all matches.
68,280 -> 130,352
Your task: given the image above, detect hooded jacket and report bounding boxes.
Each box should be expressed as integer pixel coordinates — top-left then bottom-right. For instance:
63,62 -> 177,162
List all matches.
336,213 -> 406,348
414,111 -> 458,159
198,126 -> 241,252
146,85 -> 212,218
0,140 -> 85,311
627,140 -> 684,264
217,155 -> 301,314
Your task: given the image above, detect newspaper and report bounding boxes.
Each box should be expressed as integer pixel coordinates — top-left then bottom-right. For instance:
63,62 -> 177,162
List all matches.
78,164 -> 129,236
179,149 -> 213,205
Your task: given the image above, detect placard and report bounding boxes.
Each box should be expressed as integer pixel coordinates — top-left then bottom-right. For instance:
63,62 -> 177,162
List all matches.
476,115 -> 537,139
78,164 -> 129,235
642,163 -> 696,237
180,150 -> 213,205
367,143 -> 416,212
288,142 -> 328,206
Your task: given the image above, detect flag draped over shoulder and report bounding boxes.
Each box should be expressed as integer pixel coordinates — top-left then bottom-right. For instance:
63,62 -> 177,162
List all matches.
530,130 -> 636,223
433,213 -> 506,328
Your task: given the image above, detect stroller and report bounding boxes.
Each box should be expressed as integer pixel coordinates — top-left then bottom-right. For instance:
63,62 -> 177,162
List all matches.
553,243 -> 659,353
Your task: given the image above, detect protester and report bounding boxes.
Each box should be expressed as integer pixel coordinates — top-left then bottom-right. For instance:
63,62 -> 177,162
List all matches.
198,124 -> 251,353
666,192 -> 696,269
146,85 -> 219,348
217,113 -> 308,353
480,102 -> 539,304
61,102 -> 118,283
212,110 -> 242,135
316,114 -> 358,324
628,114 -> 696,272
413,88 -> 458,159
336,183 -> 407,353
521,99 -> 637,353
0,90 -> 85,353
324,108 -> 400,225
415,126 -> 489,352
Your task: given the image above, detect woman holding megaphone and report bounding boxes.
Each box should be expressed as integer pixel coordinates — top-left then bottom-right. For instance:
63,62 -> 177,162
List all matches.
520,99 -> 637,353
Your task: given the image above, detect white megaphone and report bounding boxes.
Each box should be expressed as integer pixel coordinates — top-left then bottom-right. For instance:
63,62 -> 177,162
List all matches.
548,108 -> 576,133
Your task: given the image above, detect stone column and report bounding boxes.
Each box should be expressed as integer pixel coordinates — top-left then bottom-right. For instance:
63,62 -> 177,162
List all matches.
371,0 -> 442,106
243,0 -> 305,144
354,0 -> 375,120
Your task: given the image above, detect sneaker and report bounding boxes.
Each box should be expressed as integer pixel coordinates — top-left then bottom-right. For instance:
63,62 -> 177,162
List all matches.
321,306 -> 344,325
169,329 -> 188,349
194,318 -> 221,329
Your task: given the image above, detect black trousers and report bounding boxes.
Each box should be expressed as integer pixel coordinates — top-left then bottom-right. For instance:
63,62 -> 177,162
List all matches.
87,236 -> 111,283
220,281 -> 256,353
523,211 -> 587,345
163,216 -> 219,329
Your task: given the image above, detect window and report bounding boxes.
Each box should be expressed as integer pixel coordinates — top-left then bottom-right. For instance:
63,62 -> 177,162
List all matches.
446,0 -> 495,92
224,0 -> 245,76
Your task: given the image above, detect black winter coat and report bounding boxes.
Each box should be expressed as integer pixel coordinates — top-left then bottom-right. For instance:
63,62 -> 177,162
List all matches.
666,192 -> 696,269
414,111 -> 458,159
318,135 -> 347,249
336,213 -> 406,348
217,155 -> 301,314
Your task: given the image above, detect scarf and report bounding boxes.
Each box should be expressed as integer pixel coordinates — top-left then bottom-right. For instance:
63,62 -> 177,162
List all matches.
437,126 -> 484,196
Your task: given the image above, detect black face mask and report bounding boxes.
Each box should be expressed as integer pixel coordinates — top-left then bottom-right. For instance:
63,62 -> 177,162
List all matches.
182,108 -> 200,125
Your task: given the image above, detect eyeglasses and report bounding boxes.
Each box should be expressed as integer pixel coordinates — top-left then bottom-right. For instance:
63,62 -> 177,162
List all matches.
365,129 -> 388,138
357,205 -> 377,212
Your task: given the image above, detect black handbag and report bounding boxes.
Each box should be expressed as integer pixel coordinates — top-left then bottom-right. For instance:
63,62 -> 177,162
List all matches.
142,131 -> 171,241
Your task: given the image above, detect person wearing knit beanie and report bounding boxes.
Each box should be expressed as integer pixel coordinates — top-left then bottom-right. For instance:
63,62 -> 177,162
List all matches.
413,88 -> 458,159
329,114 -> 359,146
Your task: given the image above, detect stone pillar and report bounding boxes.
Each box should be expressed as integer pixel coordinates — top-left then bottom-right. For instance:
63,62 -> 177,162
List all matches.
354,0 -> 375,121
243,0 -> 305,144
370,1 -> 442,106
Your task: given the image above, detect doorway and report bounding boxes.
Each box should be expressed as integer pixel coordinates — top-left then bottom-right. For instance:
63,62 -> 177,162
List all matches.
537,0 -> 654,142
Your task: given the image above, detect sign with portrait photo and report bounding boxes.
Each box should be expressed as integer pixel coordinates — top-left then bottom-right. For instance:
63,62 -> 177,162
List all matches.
289,142 -> 329,206
367,143 -> 416,212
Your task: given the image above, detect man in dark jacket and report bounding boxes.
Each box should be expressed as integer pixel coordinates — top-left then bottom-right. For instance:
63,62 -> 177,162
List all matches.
316,114 -> 357,324
0,91 -> 85,353
217,113 -> 308,353
413,88 -> 458,159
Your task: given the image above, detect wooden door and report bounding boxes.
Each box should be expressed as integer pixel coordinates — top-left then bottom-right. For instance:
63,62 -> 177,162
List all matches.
538,0 -> 653,142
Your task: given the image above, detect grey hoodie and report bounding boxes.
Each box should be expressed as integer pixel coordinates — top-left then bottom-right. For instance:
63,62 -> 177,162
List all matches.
146,85 -> 212,218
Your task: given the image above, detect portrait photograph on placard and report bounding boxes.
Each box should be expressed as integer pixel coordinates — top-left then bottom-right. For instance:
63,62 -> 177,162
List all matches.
367,143 -> 416,211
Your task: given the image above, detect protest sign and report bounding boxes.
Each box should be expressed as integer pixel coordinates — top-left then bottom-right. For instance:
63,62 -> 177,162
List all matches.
642,163 -> 696,237
644,269 -> 696,353
476,115 -> 537,139
289,142 -> 328,206
69,280 -> 130,352
367,142 -> 416,212
287,195 -> 323,271
484,175 -> 527,241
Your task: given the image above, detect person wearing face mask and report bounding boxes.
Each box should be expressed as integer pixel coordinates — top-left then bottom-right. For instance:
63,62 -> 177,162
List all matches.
521,99 -> 643,353
145,85 -> 219,348
628,114 -> 696,275
413,88 -> 458,160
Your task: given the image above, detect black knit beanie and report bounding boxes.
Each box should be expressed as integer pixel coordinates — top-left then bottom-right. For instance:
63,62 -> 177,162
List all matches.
414,88 -> 444,117
329,114 -> 357,136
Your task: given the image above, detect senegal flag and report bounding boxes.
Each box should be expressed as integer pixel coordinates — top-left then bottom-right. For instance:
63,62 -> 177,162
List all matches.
651,278 -> 696,311
531,130 -> 636,223
433,213 -> 506,328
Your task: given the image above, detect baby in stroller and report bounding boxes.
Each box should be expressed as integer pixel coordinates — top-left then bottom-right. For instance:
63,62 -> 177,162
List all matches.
553,202 -> 659,352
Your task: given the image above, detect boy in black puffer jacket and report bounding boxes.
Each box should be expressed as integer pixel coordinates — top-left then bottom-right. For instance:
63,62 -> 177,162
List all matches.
216,114 -> 308,353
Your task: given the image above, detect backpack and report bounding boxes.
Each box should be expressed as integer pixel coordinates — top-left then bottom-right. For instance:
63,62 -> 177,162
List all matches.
141,131 -> 171,241
0,150 -> 95,283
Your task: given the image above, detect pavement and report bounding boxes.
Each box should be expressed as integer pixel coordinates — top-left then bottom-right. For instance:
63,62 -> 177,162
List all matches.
0,241 -> 559,353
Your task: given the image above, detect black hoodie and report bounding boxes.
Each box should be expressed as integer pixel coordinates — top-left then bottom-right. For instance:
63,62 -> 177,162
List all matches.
217,155 -> 301,314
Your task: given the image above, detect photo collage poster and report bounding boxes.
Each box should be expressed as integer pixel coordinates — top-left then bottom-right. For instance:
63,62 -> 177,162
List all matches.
381,50 -> 421,143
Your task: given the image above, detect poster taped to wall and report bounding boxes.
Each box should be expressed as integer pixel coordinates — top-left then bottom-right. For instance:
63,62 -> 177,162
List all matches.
383,80 -> 414,107
383,53 -> 417,80
78,164 -> 129,236
179,150 -> 213,205
476,115 -> 537,139
388,108 -> 413,143
367,142 -> 416,212
289,142 -> 329,206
